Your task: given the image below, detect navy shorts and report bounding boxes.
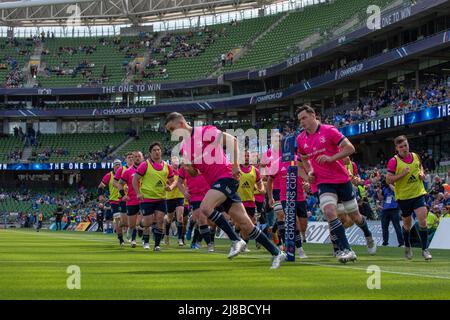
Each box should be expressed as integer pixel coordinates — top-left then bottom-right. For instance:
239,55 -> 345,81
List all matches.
190,201 -> 202,211
273,189 -> 281,202
317,181 -> 355,202
245,206 -> 256,217
397,195 -> 426,217
256,201 -> 265,214
281,200 -> 308,218
126,205 -> 140,216
211,178 -> 242,213
167,198 -> 184,213
140,201 -> 167,216
104,209 -> 113,221
184,206 -> 190,217
111,203 -> 126,214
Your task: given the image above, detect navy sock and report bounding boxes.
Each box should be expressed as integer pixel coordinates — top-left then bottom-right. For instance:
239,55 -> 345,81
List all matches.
154,228 -> 163,247
277,221 -> 285,245
418,227 -> 429,250
402,227 -> 411,247
187,218 -> 194,232
199,225 -> 211,244
210,228 -> 216,243
249,227 -> 279,256
295,229 -> 302,248
192,228 -> 200,244
142,234 -> 150,244
356,216 -> 372,238
330,234 -> 340,253
118,234 -> 123,243
177,222 -> 183,240
208,210 -> 240,241
329,218 -> 351,250
131,228 -> 137,241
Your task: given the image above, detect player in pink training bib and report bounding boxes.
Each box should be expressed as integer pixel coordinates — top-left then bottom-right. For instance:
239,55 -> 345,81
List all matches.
296,105 -> 375,263
178,164 -> 215,252
117,151 -> 144,248
165,112 -> 286,269
132,142 -> 175,251
113,152 -> 134,244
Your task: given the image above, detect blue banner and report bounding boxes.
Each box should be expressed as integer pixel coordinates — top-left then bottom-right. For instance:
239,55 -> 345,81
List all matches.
339,103 -> 450,137
285,164 -> 297,262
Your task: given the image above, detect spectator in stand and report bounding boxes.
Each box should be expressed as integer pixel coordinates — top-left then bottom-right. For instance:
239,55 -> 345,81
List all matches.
54,204 -> 64,230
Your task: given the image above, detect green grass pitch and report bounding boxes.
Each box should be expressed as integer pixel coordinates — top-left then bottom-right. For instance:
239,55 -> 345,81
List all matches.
0,229 -> 449,300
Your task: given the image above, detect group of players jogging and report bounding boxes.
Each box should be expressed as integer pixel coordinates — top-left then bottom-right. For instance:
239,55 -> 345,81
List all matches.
97,105 -> 433,269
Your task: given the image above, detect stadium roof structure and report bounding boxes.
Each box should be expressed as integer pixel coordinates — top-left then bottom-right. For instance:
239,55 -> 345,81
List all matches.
0,0 -> 277,27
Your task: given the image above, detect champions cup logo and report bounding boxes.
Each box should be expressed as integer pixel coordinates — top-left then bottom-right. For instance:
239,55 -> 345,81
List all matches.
335,63 -> 364,80
250,92 -> 283,105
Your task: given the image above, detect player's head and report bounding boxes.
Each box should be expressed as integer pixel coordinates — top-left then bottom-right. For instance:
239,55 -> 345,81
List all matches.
125,152 -> 134,166
244,149 -> 250,166
113,159 -> 122,172
394,135 -> 409,156
296,104 -> 317,131
165,112 -> 187,133
132,151 -> 144,166
149,142 -> 162,161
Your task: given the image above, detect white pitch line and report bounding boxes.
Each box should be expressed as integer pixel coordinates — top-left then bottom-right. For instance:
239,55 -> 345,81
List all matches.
241,254 -> 450,280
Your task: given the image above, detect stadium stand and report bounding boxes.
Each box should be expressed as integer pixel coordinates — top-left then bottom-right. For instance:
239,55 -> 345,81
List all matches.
0,135 -> 24,163
30,133 -> 128,162
0,37 -> 36,88
37,36 -> 151,87
225,0 -> 394,72
118,131 -> 177,158
1,0 -> 398,87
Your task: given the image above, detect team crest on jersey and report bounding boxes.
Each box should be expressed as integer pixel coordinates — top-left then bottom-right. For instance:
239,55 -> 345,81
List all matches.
320,136 -> 326,144
303,143 -> 309,149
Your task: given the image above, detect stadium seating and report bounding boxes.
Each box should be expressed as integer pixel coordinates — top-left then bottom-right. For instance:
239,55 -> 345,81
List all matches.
38,36 -> 151,87
0,37 -> 34,87
119,131 -> 176,159
0,135 -> 23,163
141,14 -> 281,82
31,133 -> 129,162
1,0 -> 398,87
0,197 -> 56,217
225,0 -> 393,72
